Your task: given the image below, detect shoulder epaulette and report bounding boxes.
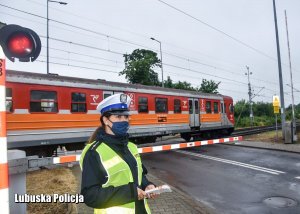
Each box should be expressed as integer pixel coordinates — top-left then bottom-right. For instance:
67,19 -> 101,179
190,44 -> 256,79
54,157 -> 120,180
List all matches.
90,141 -> 102,151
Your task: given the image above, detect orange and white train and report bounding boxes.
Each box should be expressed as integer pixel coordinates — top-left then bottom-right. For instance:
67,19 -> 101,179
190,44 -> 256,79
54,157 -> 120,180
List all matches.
5,70 -> 234,156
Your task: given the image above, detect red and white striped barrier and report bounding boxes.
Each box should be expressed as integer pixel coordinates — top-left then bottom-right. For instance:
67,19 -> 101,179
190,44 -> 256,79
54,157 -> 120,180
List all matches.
52,136 -> 243,164
53,154 -> 81,164
0,47 -> 9,214
138,136 -> 243,153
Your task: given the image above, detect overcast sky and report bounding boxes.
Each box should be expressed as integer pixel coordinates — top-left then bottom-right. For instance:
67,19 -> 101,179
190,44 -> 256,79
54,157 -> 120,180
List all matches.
1,0 -> 300,106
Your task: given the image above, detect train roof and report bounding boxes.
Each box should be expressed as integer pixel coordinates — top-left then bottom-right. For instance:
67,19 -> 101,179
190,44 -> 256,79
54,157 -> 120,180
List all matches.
6,70 -> 231,100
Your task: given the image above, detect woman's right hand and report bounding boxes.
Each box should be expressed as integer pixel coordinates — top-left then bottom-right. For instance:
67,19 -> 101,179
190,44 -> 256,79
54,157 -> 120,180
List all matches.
137,187 -> 146,200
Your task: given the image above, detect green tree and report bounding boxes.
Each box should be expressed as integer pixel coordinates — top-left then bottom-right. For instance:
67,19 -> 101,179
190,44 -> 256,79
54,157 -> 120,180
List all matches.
119,49 -> 161,86
234,100 -> 283,127
164,76 -> 196,91
197,79 -> 220,93
252,102 -> 273,117
173,81 -> 195,91
164,76 -> 173,88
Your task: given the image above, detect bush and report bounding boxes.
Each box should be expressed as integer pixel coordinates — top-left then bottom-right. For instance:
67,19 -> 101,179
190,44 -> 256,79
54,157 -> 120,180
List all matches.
235,115 -> 278,128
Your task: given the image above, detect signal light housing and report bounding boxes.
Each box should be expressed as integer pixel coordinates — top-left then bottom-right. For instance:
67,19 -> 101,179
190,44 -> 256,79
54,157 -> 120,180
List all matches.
0,24 -> 41,62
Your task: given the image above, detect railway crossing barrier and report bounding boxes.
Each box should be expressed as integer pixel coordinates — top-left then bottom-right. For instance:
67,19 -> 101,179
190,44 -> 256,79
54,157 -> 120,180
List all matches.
6,136 -> 242,213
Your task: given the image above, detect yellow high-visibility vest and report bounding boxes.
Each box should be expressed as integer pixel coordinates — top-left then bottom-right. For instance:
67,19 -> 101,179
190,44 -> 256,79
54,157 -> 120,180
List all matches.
80,142 -> 151,214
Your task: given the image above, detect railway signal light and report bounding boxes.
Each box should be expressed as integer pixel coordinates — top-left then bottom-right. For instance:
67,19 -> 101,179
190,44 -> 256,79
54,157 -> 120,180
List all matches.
0,24 -> 41,62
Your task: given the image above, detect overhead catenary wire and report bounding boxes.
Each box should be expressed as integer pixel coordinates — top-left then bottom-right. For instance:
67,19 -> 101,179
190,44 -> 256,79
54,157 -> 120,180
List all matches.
40,36 -> 124,55
162,64 -> 280,95
44,36 -> 285,96
36,60 -> 120,74
49,47 -> 123,64
0,4 -> 282,86
1,3 -> 297,104
156,0 -> 277,62
34,58 -> 292,103
39,59 -> 267,98
23,0 -> 300,77
47,35 -> 279,87
24,0 -> 267,71
39,55 -> 124,69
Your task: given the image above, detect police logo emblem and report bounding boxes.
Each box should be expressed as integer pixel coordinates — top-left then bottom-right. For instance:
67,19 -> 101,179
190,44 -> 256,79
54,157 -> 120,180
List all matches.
120,94 -> 127,103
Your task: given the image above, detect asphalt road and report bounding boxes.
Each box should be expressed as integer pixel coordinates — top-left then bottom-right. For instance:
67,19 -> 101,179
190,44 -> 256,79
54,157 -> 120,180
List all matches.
141,144 -> 300,214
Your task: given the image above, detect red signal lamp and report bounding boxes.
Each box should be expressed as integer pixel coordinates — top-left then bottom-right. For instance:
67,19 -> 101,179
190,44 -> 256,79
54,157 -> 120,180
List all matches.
7,33 -> 34,57
0,24 -> 41,62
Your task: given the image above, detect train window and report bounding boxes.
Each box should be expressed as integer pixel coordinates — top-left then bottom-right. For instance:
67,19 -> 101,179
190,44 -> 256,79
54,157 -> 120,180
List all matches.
138,97 -> 148,113
30,90 -> 58,113
6,88 -> 13,112
224,104 -> 227,113
104,94 -> 111,99
103,91 -> 113,99
214,102 -> 219,113
155,98 -> 168,113
189,100 -> 193,114
229,104 -> 234,113
71,92 -> 87,112
206,101 -> 212,113
195,100 -> 199,114
174,99 -> 181,113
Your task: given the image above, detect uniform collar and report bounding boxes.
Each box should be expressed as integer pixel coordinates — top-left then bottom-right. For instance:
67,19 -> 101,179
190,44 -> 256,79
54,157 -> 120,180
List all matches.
96,128 -> 128,148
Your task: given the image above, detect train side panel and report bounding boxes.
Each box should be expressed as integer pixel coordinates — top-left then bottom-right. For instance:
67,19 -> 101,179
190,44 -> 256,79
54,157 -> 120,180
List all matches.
5,70 -> 235,156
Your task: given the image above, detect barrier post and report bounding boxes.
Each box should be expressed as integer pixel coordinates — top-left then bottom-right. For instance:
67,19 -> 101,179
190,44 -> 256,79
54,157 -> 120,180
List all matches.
8,150 -> 27,213
0,46 -> 9,213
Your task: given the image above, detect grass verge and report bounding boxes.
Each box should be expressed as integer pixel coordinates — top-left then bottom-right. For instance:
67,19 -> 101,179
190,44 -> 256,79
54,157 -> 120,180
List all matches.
27,167 -> 78,214
244,130 -> 300,144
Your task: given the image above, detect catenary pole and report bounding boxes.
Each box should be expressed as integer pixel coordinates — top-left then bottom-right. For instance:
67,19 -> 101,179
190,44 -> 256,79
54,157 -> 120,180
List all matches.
151,37 -> 164,87
284,10 -> 297,142
272,0 -> 285,137
284,11 -> 295,123
245,66 -> 253,127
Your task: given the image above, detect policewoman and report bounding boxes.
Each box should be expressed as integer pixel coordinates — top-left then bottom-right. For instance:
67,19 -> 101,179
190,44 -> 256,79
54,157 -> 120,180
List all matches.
80,93 -> 157,214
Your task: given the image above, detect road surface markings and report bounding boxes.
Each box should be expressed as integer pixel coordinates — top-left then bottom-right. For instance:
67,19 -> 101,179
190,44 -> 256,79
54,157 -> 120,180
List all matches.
295,177 -> 300,179
176,150 -> 286,175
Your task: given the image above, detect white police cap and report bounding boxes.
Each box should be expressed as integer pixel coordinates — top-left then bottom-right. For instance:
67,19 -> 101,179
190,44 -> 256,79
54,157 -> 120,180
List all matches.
96,93 -> 132,115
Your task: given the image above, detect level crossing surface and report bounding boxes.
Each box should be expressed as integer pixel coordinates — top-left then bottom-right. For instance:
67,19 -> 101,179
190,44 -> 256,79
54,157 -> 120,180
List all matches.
141,144 -> 300,214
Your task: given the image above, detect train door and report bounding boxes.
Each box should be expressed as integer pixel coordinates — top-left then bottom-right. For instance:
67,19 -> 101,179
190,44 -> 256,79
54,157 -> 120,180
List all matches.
188,98 -> 200,127
221,101 -> 227,125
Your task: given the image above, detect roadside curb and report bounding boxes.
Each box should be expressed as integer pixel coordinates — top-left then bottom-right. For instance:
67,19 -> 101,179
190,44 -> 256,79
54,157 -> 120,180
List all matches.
223,142 -> 300,154
147,173 -> 215,214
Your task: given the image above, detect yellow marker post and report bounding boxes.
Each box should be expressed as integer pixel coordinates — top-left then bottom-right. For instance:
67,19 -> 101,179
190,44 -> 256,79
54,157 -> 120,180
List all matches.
273,106 -> 280,114
273,96 -> 280,142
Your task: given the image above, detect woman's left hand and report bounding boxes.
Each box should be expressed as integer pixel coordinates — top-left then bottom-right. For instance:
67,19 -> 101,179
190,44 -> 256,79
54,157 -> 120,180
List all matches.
145,184 -> 159,199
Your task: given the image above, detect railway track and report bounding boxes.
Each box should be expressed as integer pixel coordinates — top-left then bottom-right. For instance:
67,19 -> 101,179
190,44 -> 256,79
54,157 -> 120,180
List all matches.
232,121 -> 300,137
54,123 -> 299,157
19,123 -> 298,173
232,126 -> 280,137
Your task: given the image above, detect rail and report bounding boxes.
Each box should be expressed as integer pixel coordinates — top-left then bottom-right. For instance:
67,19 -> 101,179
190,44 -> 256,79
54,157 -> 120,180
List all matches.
232,121 -> 300,137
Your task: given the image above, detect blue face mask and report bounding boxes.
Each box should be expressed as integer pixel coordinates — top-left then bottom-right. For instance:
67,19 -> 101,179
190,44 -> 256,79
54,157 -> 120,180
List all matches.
109,121 -> 129,137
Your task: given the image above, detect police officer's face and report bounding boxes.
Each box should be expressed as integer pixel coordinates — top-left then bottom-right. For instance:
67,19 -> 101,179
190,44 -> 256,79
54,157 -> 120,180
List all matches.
103,115 -> 129,135
103,115 -> 129,127
108,115 -> 129,122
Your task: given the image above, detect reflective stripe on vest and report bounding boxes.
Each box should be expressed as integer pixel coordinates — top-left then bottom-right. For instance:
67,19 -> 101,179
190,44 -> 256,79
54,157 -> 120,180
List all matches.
80,141 -> 151,214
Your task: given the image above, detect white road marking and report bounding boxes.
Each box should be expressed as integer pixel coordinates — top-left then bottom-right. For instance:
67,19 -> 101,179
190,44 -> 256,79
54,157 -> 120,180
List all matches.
176,150 -> 286,175
295,177 -> 300,179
